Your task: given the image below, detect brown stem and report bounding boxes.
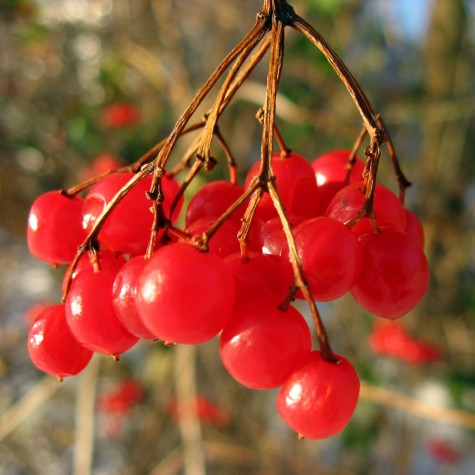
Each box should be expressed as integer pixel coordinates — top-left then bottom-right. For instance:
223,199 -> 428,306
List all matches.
376,116 -> 412,202
268,180 -> 337,363
193,180 -> 260,252
156,18 -> 269,171
292,14 -> 382,142
346,138 -> 382,233
345,124 -> 368,184
167,134 -> 203,178
238,183 -> 264,260
258,9 -> 336,362
220,34 -> 273,110
197,29 -> 269,165
274,122 -> 291,157
66,121 -> 206,197
61,163 -> 154,301
214,128 -> 238,184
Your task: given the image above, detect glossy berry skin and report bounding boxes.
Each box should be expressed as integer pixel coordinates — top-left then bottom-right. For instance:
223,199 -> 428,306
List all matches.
351,229 -> 430,319
82,173 -> 182,256
312,149 -> 365,185
224,252 -> 293,303
27,304 -> 93,379
219,299 -> 312,389
112,256 -> 156,339
404,208 -> 425,249
244,152 -> 319,222
61,250 -> 126,294
183,217 -> 241,259
27,191 -> 87,265
277,351 -> 360,439
136,243 -> 235,344
65,270 -> 139,355
326,182 -> 406,236
185,180 -> 246,228
311,149 -> 365,216
293,217 -> 363,301
257,215 -> 306,257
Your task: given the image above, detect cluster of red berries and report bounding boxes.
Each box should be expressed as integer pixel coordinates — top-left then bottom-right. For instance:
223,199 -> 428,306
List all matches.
26,148 -> 429,439
369,321 -> 441,365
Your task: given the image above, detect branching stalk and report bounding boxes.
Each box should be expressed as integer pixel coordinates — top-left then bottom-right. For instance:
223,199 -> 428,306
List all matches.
155,18 -> 270,171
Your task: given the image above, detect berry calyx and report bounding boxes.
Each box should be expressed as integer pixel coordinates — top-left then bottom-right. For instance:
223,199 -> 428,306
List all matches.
311,149 -> 365,215
326,182 -> 406,235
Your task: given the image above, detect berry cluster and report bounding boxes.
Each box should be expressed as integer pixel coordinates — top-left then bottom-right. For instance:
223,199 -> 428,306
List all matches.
24,0 -> 431,442
369,321 -> 441,365
26,146 -> 429,439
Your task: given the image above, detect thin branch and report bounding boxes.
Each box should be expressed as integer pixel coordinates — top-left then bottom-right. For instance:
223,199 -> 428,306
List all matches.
259,9 -> 336,362
62,163 -> 154,300
0,376 -> 62,442
193,180 -> 260,251
214,128 -> 238,184
174,345 -> 206,475
196,29 -> 269,164
360,382 -> 475,430
268,180 -> 336,363
156,17 -> 270,171
291,14 -> 382,142
73,355 -> 100,475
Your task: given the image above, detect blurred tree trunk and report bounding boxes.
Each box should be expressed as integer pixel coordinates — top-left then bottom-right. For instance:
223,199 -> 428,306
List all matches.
420,0 -> 473,354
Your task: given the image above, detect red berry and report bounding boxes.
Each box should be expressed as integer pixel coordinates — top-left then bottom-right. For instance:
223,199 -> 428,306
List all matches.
293,217 -> 363,301
426,438 -> 460,464
82,173 -> 182,255
369,321 -> 410,357
136,243 -> 235,344
112,256 -> 156,339
258,215 -> 306,256
103,103 -> 140,128
65,270 -> 139,356
224,252 -> 293,303
311,149 -> 365,215
404,208 -> 425,249
244,152 -> 319,222
183,217 -> 241,259
27,304 -> 93,378
80,154 -> 121,180
276,351 -> 360,439
27,191 -> 87,265
351,229 -> 430,319
97,378 -> 143,415
185,180 -> 246,228
326,182 -> 406,236
167,395 -> 231,428
61,250 -> 126,294
25,301 -> 56,326
219,299 -> 312,389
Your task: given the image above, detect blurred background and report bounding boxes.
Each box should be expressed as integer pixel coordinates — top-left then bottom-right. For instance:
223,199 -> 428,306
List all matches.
1,0 -> 474,474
